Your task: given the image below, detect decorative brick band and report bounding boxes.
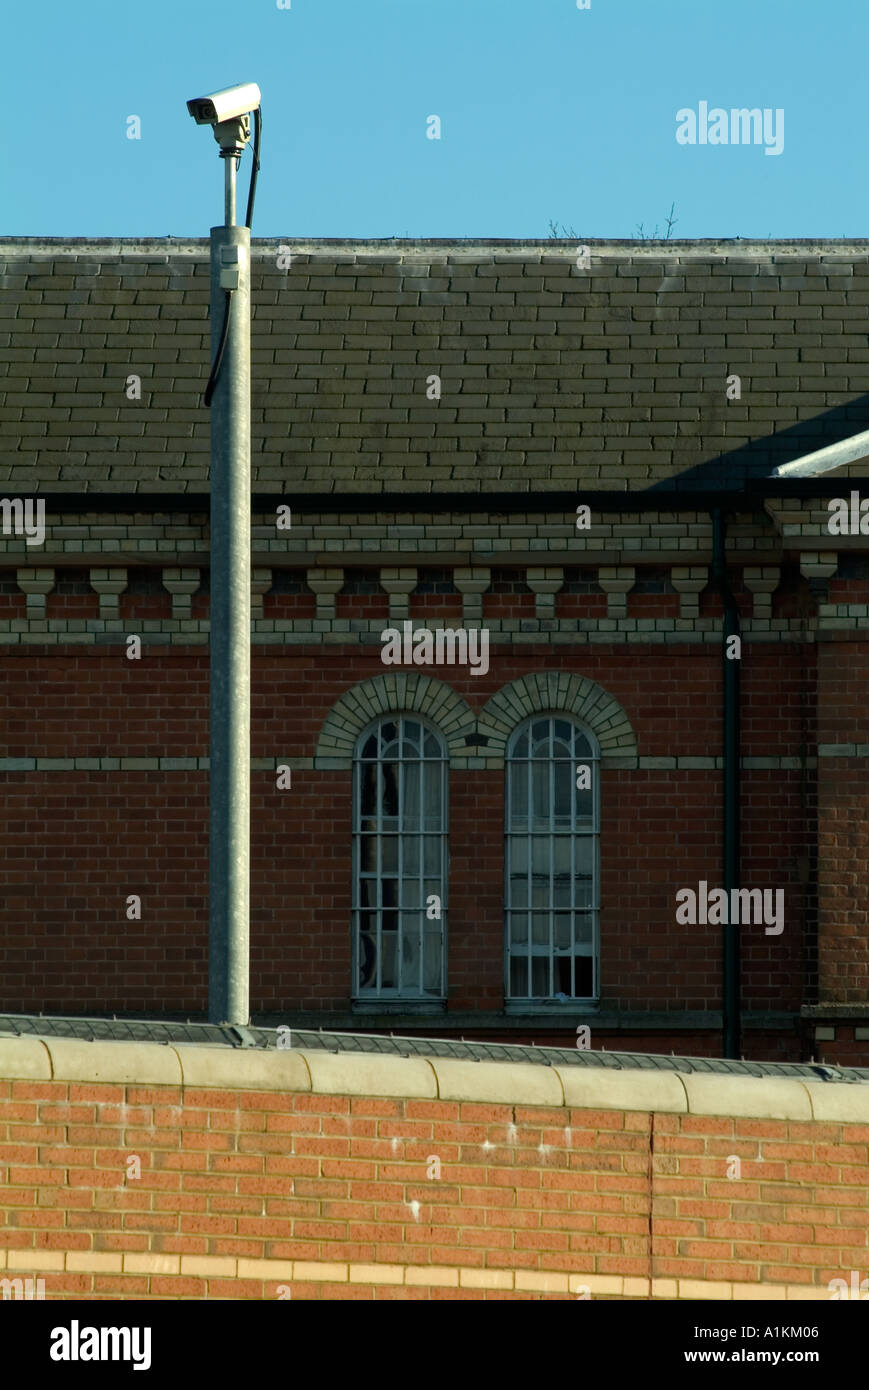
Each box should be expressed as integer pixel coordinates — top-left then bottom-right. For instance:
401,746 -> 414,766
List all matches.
0,1248 -> 835,1302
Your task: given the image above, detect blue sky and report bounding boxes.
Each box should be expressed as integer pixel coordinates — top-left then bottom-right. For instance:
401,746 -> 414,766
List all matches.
5,0 -> 866,240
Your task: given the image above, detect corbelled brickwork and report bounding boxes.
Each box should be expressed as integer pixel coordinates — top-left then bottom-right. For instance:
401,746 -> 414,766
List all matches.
0,1038 -> 865,1301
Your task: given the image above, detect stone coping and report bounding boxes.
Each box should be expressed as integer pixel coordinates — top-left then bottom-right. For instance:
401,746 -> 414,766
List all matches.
2,1036 -> 868,1121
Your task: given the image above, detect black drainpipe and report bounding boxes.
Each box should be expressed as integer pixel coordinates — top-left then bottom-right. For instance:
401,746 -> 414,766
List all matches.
711,510 -> 741,1059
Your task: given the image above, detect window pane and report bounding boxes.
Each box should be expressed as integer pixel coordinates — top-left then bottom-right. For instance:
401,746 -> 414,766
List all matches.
574,732 -> 592,760
382,763 -> 399,819
423,932 -> 442,993
403,837 -> 420,876
508,762 -> 528,827
575,914 -> 594,947
380,932 -> 397,989
510,875 -> 528,909
359,836 -> 377,873
531,836 -> 548,875
360,734 -> 378,760
553,762 -> 572,825
575,954 -> 594,997
531,912 -> 549,946
554,914 -> 572,950
511,837 -> 528,874
531,956 -> 549,996
422,765 -> 442,831
359,929 -> 376,988
381,837 -> 398,874
531,763 -> 549,828
530,719 -> 550,756
512,729 -> 528,759
510,955 -> 528,996
552,718 -> 572,748
424,837 -> 440,876
403,763 -> 421,829
509,913 -> 528,946
400,914 -> 422,990
360,764 -> 378,827
402,721 -> 421,755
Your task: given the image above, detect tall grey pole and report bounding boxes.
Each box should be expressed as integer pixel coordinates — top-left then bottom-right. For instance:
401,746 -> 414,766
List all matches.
208,215 -> 250,1026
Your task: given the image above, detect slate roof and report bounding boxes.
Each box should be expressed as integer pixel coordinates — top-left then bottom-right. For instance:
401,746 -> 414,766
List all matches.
3,237 -> 869,496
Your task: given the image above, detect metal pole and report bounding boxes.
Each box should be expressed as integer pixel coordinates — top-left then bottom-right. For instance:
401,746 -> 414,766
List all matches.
224,155 -> 237,227
208,220 -> 250,1025
712,510 -> 741,1059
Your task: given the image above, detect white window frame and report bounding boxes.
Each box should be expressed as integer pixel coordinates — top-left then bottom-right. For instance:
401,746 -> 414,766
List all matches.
352,714 -> 448,1001
504,714 -> 600,1003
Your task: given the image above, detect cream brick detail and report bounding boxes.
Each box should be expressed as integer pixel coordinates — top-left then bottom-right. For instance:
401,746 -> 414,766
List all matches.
526,568 -> 564,618
123,1254 -> 181,1276
237,1258 -> 295,1281
16,568 -> 54,618
515,1270 -> 569,1293
180,1255 -> 238,1278
7,1250 -> 64,1272
89,568 -> 128,619
459,1268 -> 514,1290
598,567 -> 635,617
743,566 -> 779,620
799,551 -> 838,582
292,1261 -> 349,1282
251,568 -> 272,618
651,1279 -> 678,1299
66,1252 -> 123,1273
162,568 -> 200,618
583,1274 -> 624,1295
623,1277 -> 651,1298
405,1266 -> 460,1286
380,568 -> 417,620
732,1282 -> 788,1301
350,1263 -> 404,1286
453,567 -> 491,622
678,1279 -> 733,1300
670,566 -> 707,618
307,567 -> 343,619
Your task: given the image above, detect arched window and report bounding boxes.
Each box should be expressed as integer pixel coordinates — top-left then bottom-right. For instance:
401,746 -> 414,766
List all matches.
505,715 -> 599,1001
353,716 -> 448,1000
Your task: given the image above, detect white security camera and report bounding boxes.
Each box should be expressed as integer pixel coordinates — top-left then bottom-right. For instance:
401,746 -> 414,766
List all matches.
187,82 -> 261,126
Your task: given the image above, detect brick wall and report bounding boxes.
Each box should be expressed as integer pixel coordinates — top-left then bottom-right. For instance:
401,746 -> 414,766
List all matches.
0,633 -> 814,1047
0,1037 -> 864,1300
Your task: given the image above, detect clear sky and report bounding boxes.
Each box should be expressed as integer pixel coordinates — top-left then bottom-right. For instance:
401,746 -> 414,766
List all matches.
5,0 -> 865,241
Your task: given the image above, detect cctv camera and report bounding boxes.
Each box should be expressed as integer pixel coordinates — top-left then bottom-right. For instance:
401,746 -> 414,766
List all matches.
187,83 -> 261,126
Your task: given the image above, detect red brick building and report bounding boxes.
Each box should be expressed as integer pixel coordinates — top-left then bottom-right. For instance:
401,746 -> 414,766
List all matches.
2,235 -> 869,1063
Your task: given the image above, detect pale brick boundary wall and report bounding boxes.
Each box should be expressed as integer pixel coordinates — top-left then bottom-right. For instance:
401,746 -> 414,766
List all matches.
1,1038 -> 867,1300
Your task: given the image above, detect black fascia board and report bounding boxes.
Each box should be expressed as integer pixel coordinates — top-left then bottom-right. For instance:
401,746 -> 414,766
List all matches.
23,482 -> 869,514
